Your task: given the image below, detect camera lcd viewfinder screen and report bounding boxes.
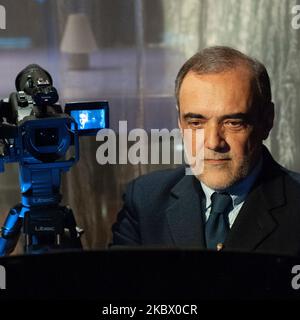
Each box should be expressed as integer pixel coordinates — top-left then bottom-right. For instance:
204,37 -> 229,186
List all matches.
65,101 -> 109,136
70,109 -> 106,130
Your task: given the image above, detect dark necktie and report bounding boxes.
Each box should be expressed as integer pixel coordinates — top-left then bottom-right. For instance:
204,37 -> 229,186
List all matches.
205,192 -> 232,250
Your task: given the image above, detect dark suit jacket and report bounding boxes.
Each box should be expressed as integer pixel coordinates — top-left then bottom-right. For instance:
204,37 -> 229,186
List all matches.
111,147 -> 300,256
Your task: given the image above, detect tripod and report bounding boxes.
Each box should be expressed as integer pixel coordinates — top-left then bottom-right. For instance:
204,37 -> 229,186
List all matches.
0,155 -> 83,255
0,203 -> 83,255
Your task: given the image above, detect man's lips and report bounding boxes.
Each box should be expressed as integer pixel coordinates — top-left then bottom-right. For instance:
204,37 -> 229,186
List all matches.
204,159 -> 231,164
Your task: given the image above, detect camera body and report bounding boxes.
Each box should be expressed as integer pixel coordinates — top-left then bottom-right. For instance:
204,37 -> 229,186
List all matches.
0,64 -> 109,180
0,64 -> 78,166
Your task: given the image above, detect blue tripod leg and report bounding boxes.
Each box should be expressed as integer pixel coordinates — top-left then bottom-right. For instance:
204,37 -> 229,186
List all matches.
0,204 -> 25,256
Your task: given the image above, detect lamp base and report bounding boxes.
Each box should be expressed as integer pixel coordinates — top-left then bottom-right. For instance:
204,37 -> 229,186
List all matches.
68,53 -> 89,70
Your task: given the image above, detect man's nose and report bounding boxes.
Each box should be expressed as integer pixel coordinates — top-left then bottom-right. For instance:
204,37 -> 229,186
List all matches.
204,124 -> 226,151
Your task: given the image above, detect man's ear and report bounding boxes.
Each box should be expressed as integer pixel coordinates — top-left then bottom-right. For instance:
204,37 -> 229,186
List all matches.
262,102 -> 274,140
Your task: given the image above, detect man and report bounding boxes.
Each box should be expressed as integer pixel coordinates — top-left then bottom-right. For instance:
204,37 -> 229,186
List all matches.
79,111 -> 89,129
110,46 -> 300,256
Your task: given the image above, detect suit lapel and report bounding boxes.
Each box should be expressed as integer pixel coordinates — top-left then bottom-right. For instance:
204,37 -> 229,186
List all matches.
165,174 -> 206,248
225,149 -> 286,251
224,187 -> 277,251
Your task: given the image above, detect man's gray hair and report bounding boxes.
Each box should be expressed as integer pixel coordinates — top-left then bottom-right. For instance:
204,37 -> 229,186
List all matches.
175,46 -> 272,111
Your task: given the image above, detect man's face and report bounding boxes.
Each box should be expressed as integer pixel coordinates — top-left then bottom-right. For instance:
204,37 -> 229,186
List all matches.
79,113 -> 88,127
178,67 -> 273,190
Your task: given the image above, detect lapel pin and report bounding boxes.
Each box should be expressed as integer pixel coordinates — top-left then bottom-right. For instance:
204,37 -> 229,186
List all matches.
216,243 -> 224,251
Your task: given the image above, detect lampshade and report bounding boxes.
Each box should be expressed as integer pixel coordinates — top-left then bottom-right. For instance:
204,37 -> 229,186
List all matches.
60,13 -> 98,54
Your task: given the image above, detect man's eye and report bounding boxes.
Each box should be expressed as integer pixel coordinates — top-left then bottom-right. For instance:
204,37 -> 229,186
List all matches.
187,120 -> 204,127
224,121 -> 245,128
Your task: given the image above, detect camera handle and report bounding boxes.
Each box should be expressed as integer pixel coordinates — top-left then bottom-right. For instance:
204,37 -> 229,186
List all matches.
0,204 -> 83,255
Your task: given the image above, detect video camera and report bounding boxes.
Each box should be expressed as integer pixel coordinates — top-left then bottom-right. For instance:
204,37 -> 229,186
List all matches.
0,64 -> 109,255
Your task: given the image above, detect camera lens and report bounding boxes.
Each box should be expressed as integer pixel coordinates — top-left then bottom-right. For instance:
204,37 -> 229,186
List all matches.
35,128 -> 59,147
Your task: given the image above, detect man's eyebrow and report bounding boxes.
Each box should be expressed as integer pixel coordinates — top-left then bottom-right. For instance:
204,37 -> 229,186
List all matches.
183,113 -> 207,120
182,112 -> 250,121
220,113 -> 250,121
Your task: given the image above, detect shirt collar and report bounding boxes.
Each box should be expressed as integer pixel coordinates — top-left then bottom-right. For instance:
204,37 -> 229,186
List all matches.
200,157 -> 263,209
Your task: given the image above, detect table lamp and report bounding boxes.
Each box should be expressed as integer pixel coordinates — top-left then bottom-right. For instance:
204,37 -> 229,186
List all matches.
60,13 -> 98,70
